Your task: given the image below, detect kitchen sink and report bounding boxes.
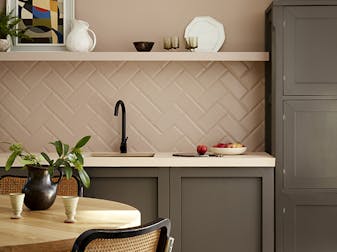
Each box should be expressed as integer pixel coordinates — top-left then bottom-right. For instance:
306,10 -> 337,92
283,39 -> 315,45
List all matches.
91,152 -> 155,157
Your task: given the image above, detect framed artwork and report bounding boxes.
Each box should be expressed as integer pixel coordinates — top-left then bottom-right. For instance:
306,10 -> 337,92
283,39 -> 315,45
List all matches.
6,0 -> 74,51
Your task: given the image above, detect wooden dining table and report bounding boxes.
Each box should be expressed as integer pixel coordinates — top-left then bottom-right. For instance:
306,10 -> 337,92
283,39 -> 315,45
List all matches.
0,195 -> 141,252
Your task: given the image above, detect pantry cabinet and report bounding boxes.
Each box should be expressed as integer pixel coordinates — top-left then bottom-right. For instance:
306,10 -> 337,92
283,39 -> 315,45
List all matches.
266,1 -> 337,251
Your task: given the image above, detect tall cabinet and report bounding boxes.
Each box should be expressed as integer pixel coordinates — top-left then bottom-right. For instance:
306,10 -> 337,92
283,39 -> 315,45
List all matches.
266,1 -> 337,251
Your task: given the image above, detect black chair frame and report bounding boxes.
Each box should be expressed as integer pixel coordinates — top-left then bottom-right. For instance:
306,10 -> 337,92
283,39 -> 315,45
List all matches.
71,218 -> 171,252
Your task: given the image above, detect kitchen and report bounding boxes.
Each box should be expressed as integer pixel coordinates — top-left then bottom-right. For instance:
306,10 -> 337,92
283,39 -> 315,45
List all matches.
1,0 -> 336,251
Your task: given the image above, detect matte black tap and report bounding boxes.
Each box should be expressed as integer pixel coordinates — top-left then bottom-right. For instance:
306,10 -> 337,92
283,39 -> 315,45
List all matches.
114,100 -> 128,153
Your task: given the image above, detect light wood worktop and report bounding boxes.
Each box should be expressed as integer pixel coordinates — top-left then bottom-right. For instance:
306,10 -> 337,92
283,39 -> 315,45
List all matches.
0,152 -> 275,168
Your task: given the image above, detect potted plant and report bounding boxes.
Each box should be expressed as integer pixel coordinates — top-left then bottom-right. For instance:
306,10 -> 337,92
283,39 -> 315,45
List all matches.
4,136 -> 91,210
0,10 -> 27,52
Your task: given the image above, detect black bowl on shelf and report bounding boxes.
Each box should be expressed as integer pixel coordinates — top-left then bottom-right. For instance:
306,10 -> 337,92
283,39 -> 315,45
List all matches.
133,41 -> 154,52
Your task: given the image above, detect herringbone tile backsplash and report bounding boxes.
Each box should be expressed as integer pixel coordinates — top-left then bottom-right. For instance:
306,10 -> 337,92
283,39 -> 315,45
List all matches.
0,61 -> 265,153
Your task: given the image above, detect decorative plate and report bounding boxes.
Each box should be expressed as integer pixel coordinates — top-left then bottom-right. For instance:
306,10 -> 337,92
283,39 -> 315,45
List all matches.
184,16 -> 225,52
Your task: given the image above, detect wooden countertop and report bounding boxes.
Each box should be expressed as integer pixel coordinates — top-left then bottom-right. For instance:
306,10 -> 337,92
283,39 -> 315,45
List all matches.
0,152 -> 275,168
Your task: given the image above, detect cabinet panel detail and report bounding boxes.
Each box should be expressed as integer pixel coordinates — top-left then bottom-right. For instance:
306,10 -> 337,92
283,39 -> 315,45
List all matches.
181,177 -> 261,252
284,100 -> 337,188
284,6 -> 337,95
284,194 -> 337,252
170,168 -> 273,252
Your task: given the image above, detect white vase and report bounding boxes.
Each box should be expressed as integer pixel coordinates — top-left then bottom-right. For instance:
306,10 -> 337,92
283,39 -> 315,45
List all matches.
0,35 -> 12,52
66,20 -> 96,52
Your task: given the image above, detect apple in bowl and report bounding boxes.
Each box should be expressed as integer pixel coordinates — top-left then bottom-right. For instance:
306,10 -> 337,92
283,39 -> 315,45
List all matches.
213,143 -> 244,148
210,142 -> 247,155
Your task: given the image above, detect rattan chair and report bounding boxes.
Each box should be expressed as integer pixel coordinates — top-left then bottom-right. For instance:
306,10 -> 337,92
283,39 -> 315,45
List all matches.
71,218 -> 174,252
0,175 -> 83,196
0,175 -> 26,195
53,175 -> 83,197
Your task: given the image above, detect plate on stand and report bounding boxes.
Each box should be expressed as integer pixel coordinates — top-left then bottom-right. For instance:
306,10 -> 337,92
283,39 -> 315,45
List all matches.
184,16 -> 225,52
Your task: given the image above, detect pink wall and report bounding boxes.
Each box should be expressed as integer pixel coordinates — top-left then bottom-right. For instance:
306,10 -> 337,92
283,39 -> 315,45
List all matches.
1,0 -> 271,51
0,1 -> 269,153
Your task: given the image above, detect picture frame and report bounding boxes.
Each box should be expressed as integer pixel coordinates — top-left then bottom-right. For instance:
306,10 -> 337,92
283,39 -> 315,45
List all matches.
6,0 -> 74,51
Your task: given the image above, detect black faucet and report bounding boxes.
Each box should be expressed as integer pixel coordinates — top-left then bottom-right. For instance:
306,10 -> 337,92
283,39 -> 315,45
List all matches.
114,100 -> 128,153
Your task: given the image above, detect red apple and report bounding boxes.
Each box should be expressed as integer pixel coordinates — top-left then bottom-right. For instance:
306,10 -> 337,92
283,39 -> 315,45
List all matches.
214,143 -> 226,148
197,145 -> 208,155
214,143 -> 231,148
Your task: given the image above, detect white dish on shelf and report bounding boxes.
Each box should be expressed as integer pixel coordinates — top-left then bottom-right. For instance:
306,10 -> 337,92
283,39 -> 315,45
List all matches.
184,16 -> 225,52
209,146 -> 247,156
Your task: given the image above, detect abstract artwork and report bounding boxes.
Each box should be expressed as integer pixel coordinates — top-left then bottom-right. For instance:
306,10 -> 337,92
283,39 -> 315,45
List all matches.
18,0 -> 64,44
6,0 -> 74,50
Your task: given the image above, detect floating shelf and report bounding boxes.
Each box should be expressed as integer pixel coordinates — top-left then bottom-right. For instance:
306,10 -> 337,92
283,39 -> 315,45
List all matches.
0,51 -> 269,62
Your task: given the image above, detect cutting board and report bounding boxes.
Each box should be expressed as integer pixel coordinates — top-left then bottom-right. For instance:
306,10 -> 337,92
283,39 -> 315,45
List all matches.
172,153 -> 214,157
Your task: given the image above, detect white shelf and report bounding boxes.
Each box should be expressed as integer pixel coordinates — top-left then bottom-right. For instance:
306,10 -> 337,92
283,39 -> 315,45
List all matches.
0,51 -> 269,62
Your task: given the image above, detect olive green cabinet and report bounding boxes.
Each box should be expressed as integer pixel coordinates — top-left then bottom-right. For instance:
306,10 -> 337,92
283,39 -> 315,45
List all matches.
284,100 -> 337,189
83,167 -> 274,252
283,193 -> 337,252
84,167 -> 170,224
266,1 -> 337,252
283,6 -> 337,95
169,167 -> 274,252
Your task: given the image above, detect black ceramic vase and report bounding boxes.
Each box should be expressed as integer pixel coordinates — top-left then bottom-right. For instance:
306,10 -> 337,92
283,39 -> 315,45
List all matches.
22,165 -> 63,210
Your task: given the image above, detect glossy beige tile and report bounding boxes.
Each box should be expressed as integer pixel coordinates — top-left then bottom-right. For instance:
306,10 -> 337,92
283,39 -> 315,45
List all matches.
0,61 -> 265,153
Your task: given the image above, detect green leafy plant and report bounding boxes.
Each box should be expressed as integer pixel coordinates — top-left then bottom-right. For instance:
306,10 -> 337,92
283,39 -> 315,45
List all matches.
0,10 -> 27,39
4,136 -> 91,188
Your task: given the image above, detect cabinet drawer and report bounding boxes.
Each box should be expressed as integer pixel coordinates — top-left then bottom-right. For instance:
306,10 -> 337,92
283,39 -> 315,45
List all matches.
284,6 -> 337,95
284,100 -> 337,188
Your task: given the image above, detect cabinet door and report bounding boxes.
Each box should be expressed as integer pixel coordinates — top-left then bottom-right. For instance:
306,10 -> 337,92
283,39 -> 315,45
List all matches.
284,6 -> 337,95
283,193 -> 337,252
170,168 -> 273,252
84,167 -> 169,224
284,100 -> 337,188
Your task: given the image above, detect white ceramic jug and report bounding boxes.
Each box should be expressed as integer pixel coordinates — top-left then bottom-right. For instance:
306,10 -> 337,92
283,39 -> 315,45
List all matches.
0,35 -> 12,52
66,20 -> 96,52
